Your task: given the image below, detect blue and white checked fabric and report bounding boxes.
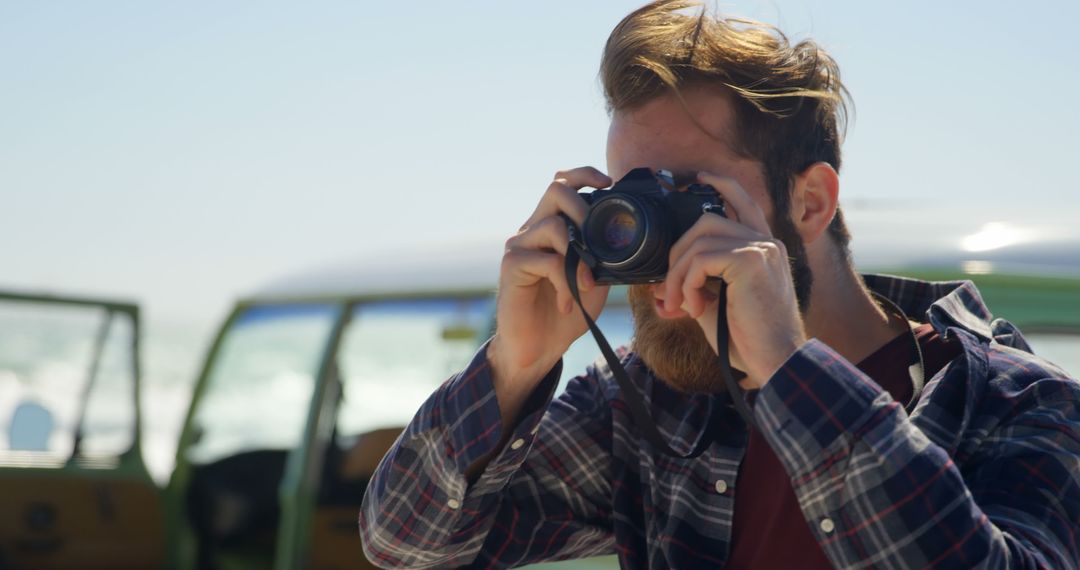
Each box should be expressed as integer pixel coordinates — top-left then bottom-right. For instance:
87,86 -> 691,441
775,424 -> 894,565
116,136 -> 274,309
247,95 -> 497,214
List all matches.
360,275 -> 1080,569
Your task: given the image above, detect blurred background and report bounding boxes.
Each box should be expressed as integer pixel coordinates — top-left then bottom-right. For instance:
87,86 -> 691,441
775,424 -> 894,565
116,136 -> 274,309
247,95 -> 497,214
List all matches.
3,0 -> 1078,482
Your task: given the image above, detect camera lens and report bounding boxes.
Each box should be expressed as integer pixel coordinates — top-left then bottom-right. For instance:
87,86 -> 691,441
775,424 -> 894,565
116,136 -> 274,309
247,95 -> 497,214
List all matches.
603,210 -> 638,251
585,197 -> 645,264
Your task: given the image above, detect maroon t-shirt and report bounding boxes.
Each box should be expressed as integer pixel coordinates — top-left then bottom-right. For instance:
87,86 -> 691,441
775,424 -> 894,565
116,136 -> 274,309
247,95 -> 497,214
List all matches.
725,324 -> 960,568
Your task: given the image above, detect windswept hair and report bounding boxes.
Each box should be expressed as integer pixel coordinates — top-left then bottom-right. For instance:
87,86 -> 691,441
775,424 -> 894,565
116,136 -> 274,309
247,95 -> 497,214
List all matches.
601,0 -> 853,255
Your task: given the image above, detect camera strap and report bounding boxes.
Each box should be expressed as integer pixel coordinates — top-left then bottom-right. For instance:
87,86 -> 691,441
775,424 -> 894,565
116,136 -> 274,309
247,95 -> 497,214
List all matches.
563,236 -> 929,461
563,242 -> 758,460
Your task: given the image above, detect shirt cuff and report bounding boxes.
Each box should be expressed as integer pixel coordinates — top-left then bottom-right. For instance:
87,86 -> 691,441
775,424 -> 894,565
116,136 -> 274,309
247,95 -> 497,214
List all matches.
752,339 -> 893,478
442,339 -> 562,472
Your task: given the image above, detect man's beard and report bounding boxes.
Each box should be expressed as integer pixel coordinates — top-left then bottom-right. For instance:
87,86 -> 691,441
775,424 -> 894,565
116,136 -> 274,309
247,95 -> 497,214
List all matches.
628,284 -> 727,393
629,223 -> 812,394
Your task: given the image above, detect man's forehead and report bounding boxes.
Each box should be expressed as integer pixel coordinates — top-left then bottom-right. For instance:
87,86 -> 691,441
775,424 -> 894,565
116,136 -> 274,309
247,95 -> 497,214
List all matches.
613,88 -> 739,143
609,104 -> 739,178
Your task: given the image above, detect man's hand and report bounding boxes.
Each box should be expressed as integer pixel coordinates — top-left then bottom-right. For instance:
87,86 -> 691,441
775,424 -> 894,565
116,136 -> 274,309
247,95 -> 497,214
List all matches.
488,167 -> 612,408
660,172 -> 807,389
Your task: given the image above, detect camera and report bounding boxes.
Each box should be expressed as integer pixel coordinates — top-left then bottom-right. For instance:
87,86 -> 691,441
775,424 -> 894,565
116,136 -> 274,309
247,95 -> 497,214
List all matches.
575,167 -> 726,285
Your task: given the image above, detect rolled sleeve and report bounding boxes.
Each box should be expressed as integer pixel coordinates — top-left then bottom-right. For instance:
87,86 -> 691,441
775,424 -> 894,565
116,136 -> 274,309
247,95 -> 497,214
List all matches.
752,339 -> 891,475
361,340 -> 564,567
440,340 -> 562,472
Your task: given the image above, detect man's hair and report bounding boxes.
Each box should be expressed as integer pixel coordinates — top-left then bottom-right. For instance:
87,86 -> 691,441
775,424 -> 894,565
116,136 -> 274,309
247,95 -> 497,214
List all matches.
600,0 -> 853,259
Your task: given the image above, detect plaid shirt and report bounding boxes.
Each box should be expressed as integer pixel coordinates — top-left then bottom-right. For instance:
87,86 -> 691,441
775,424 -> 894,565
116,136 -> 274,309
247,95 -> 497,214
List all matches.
360,275 -> 1080,569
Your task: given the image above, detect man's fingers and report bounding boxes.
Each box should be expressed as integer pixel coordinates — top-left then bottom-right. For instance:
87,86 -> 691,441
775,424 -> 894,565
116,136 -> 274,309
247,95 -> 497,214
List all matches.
668,213 -> 763,270
664,236 -> 741,312
524,167 -> 611,228
554,166 -> 613,190
665,238 -> 789,315
524,180 -> 588,229
506,217 -> 595,292
502,249 -> 574,313
507,216 -> 571,256
682,254 -> 726,317
577,258 -> 595,292
698,172 -> 772,237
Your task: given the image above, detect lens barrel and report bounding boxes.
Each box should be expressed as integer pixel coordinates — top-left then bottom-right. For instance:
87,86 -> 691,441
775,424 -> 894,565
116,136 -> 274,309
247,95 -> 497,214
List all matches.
583,193 -> 670,279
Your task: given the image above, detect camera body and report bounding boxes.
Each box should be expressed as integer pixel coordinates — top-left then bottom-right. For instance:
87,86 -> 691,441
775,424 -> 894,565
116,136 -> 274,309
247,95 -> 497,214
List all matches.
576,167 -> 726,285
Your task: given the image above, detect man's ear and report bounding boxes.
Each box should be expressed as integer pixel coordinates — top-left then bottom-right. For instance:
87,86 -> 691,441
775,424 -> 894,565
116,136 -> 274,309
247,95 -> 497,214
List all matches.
791,162 -> 840,244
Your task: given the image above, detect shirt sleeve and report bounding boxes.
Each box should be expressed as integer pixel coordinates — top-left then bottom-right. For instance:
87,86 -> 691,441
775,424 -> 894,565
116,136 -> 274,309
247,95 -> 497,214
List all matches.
753,338 -> 1080,569
359,340 -> 616,568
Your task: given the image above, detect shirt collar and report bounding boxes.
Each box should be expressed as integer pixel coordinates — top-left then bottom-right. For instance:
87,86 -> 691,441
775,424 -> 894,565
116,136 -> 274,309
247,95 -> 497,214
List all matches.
862,273 -> 996,343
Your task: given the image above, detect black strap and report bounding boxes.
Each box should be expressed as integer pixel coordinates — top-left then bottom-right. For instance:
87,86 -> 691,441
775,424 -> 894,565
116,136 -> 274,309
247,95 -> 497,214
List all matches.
714,280 -> 759,433
560,224 -> 925,458
564,244 -> 757,460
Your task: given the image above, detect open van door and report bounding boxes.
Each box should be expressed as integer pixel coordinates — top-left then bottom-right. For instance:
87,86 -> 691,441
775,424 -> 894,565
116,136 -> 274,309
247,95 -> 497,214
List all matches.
0,291 -> 164,569
166,293 -> 502,570
167,272 -> 626,570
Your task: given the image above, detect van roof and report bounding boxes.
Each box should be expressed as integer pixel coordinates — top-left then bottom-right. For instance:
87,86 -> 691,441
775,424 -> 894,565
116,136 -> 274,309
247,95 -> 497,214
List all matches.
249,239 -> 504,303
248,220 -> 1080,302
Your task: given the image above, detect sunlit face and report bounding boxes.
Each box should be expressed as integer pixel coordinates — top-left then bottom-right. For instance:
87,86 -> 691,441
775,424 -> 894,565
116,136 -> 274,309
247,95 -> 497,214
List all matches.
606,87 -> 772,393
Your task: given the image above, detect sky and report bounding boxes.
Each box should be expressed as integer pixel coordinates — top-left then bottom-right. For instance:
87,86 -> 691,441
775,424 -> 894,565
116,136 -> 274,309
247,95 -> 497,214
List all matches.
3,0 -> 1079,325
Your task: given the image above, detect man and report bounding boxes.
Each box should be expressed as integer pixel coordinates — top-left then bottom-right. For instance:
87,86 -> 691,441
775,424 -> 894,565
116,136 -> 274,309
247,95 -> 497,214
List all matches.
360,1 -> 1080,568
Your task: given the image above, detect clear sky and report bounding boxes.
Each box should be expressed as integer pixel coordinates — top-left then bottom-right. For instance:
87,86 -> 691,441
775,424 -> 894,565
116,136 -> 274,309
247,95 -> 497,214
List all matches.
3,0 -> 1078,323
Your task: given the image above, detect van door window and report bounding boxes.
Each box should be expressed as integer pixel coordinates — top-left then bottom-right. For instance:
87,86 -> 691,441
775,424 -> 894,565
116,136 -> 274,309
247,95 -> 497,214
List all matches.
0,300 -> 135,463
186,303 -> 340,465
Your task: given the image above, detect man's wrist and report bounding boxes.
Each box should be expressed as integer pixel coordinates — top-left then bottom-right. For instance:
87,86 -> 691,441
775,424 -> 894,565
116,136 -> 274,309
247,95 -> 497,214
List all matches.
487,336 -> 558,414
746,335 -> 807,390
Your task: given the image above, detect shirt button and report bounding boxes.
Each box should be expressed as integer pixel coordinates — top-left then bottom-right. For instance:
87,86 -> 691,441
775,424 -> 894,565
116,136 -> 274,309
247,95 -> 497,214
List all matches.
511,438 -> 526,450
447,499 -> 461,510
820,517 -> 835,534
714,479 -> 728,494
